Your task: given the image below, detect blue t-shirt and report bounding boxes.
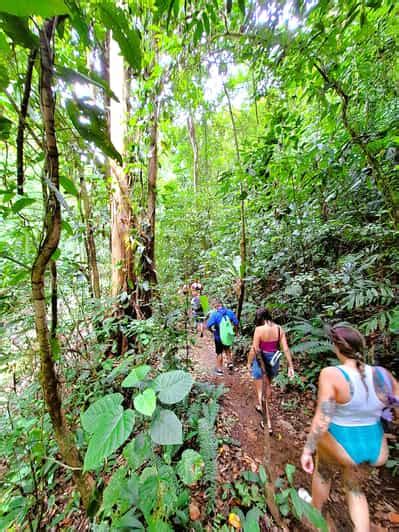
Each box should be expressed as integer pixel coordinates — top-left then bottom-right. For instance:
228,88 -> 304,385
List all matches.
206,307 -> 239,342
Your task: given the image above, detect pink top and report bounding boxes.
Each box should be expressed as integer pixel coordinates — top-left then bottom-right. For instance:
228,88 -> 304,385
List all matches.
259,327 -> 281,352
260,339 -> 279,352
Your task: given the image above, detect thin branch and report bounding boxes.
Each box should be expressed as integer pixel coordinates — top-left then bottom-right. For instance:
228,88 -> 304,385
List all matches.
5,92 -> 43,149
44,456 -> 82,471
0,254 -> 30,270
17,49 -> 38,195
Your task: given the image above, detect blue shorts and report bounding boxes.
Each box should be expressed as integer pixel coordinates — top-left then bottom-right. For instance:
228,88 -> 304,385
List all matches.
251,352 -> 279,380
329,422 -> 383,465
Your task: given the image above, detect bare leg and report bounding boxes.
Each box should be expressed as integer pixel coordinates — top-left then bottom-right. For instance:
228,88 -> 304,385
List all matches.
216,353 -> 223,371
255,379 -> 263,407
311,456 -> 332,512
343,468 -> 370,532
263,377 -> 273,432
224,347 -> 232,366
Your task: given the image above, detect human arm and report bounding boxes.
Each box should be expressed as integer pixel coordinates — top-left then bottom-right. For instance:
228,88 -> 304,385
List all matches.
247,327 -> 261,368
206,311 -> 216,331
280,328 -> 295,378
301,367 -> 337,474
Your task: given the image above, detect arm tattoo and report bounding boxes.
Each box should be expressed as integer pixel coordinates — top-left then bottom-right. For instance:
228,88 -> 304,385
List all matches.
305,399 -> 336,454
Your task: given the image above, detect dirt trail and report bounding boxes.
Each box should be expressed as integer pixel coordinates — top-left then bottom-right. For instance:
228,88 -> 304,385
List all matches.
191,334 -> 399,531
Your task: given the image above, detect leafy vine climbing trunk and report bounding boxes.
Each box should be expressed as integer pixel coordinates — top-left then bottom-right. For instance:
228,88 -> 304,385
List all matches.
140,93 -> 160,313
31,18 -> 94,509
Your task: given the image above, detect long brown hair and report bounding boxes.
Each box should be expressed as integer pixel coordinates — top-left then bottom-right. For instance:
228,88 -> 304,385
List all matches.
329,325 -> 368,396
255,308 -> 273,327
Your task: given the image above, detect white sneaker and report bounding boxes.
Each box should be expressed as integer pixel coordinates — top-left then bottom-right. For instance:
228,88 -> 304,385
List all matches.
298,488 -> 312,504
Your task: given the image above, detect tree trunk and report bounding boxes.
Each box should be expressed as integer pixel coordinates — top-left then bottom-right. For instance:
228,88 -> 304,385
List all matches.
17,48 -> 37,195
187,113 -> 199,193
109,34 -> 136,300
223,83 -> 247,321
140,94 -> 159,313
80,175 -> 101,298
31,18 -> 94,509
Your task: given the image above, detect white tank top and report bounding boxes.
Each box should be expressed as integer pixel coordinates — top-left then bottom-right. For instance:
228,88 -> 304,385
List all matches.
331,365 -> 385,426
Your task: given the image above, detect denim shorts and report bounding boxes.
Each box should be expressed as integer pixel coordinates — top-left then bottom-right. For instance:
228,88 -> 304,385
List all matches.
251,351 -> 279,380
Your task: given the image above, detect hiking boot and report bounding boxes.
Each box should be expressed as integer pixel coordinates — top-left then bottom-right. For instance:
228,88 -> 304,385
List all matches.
228,363 -> 234,371
215,369 -> 223,376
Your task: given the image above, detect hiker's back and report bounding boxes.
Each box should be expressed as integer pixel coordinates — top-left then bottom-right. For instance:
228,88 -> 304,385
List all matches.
257,323 -> 279,342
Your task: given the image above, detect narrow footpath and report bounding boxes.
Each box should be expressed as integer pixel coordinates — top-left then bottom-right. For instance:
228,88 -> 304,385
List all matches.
190,334 -> 399,531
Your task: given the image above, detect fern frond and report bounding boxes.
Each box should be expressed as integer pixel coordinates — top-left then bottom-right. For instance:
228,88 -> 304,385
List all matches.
198,416 -> 218,514
291,340 -> 333,355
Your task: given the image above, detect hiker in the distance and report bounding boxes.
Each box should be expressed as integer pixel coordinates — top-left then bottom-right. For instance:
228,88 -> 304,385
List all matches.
247,308 -> 295,433
301,325 -> 399,531
191,279 -> 203,295
191,287 -> 205,337
206,299 -> 239,376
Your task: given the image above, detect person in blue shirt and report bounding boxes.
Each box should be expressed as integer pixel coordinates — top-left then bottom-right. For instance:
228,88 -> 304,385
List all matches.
206,299 -> 239,376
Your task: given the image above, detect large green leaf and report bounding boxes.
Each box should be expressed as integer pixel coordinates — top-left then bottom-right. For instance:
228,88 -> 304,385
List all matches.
150,409 -> 182,445
243,508 -> 262,532
97,3 -> 141,71
238,0 -> 246,17
83,408 -> 135,471
60,175 -> 79,197
55,65 -> 119,102
123,432 -> 152,470
0,0 -> 69,17
122,364 -> 151,388
138,469 -> 158,518
101,467 -> 139,516
0,64 -> 9,92
113,510 -> 144,530
138,465 -> 178,520
67,0 -> 89,46
176,449 -> 204,485
81,393 -> 123,434
290,488 -> 327,531
0,14 -> 39,49
147,519 -> 174,532
154,370 -> 194,404
134,388 -> 156,417
66,99 -> 122,164
0,115 -> 11,140
12,197 -> 35,213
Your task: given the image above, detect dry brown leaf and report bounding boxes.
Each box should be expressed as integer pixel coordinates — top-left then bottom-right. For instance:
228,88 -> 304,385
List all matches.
388,512 -> 399,524
189,502 -> 201,521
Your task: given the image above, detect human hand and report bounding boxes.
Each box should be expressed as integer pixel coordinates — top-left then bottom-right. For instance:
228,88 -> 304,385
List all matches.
288,367 -> 295,379
301,450 -> 314,474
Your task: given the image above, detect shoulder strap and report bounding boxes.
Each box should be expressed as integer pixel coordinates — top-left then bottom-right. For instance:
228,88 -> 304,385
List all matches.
336,366 -> 351,383
375,366 -> 393,393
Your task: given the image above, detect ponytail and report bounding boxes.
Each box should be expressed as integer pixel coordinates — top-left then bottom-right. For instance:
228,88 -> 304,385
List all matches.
355,358 -> 369,399
330,326 -> 369,398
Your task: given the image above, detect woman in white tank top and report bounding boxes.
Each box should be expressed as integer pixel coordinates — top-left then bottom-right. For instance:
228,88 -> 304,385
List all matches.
300,325 -> 399,532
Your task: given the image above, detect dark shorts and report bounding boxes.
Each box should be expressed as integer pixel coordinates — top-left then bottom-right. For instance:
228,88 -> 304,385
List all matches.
251,351 -> 279,380
214,338 -> 229,355
193,312 -> 205,324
